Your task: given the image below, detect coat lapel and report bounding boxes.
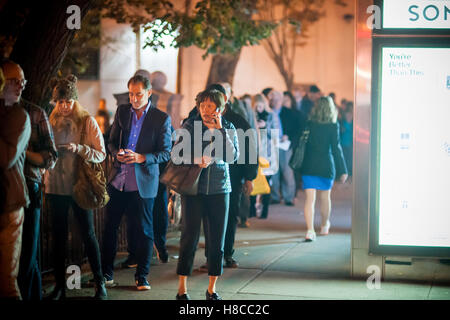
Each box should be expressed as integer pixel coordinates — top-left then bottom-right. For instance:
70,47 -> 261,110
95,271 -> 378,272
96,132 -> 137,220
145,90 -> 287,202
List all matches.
121,105 -> 133,149
135,102 -> 155,152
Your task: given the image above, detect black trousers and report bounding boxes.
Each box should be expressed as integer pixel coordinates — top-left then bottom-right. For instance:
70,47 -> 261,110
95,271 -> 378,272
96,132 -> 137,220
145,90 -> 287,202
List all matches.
18,181 -> 42,300
177,193 -> 229,276
223,184 -> 242,258
46,194 -> 103,286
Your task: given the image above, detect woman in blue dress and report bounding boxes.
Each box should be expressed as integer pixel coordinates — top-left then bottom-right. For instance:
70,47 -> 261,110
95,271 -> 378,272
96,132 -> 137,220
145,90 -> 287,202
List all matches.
300,96 -> 348,241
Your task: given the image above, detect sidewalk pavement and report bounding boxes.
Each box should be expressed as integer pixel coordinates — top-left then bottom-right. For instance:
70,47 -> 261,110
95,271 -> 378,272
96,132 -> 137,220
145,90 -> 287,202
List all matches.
46,183 -> 450,300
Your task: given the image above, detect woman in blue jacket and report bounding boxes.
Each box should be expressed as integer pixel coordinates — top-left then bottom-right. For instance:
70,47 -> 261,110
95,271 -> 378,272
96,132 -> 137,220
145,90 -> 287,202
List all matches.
300,96 -> 348,242
174,89 -> 239,300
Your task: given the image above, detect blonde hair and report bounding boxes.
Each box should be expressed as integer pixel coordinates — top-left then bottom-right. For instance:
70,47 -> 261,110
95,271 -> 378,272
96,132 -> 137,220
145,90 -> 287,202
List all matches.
49,100 -> 90,133
253,94 -> 271,113
309,96 -> 338,124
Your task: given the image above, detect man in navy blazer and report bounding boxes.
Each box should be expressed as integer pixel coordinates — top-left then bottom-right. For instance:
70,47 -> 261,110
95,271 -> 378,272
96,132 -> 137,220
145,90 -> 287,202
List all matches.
102,75 -> 172,290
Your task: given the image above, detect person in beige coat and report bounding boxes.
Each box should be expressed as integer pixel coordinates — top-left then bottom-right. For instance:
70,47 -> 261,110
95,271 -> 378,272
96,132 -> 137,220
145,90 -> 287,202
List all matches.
44,75 -> 107,300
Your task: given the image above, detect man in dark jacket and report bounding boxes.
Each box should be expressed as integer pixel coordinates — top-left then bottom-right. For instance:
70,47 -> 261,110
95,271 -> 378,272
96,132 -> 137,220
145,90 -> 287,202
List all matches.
112,69 -> 171,269
222,104 -> 258,268
300,85 -> 322,117
102,75 -> 172,290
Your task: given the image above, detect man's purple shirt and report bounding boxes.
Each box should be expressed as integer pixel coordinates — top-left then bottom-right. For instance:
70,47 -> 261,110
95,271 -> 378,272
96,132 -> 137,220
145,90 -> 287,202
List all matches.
111,101 -> 151,192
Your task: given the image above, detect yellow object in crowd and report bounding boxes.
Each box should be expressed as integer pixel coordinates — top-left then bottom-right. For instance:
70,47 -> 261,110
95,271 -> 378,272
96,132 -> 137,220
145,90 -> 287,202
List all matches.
250,157 -> 271,196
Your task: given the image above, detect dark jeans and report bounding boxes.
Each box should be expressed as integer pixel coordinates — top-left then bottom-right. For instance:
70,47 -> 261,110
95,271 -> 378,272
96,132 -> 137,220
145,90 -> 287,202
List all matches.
177,193 -> 229,276
223,184 -> 242,258
102,185 -> 155,280
238,193 -> 250,223
46,194 -> 103,286
126,183 -> 169,260
18,181 -> 42,301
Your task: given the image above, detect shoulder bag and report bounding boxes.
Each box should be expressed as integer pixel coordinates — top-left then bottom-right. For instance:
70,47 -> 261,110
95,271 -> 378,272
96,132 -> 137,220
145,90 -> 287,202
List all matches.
73,117 -> 110,210
160,160 -> 203,196
289,125 -> 310,171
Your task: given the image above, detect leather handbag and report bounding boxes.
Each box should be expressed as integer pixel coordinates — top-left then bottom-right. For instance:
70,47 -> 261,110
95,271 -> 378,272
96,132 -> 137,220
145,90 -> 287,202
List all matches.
159,160 -> 203,195
289,126 -> 310,171
73,117 -> 110,210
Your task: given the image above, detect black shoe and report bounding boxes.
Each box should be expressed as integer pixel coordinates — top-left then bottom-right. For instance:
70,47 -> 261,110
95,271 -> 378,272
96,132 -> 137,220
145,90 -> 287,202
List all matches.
238,221 -> 250,228
270,200 -> 281,205
206,290 -> 222,300
122,257 -> 138,268
45,285 -> 66,300
176,293 -> 191,300
285,201 -> 294,206
158,250 -> 169,263
224,257 -> 239,268
94,281 -> 108,300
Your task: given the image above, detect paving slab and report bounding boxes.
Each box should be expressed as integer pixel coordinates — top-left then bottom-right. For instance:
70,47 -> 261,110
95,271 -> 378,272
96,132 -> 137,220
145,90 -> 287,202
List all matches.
45,181 -> 450,301
428,285 -> 450,300
239,271 -> 433,300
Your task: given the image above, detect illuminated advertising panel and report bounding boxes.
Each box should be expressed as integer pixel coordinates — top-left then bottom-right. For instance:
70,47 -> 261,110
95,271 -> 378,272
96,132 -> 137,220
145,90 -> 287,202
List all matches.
383,0 -> 450,29
370,38 -> 450,256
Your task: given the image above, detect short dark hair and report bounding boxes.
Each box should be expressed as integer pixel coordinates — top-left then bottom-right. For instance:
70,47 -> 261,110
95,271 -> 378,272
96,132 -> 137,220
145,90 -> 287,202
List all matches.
127,75 -> 152,90
310,85 -> 320,93
206,83 -> 227,97
195,89 -> 225,112
262,87 -> 273,98
283,91 -> 296,108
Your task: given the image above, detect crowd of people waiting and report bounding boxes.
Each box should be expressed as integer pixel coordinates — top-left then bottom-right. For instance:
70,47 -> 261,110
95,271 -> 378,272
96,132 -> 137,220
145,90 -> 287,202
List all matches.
0,59 -> 352,301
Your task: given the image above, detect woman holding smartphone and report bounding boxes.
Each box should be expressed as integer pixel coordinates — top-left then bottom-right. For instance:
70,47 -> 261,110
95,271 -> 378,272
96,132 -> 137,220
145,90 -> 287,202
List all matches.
44,75 -> 107,300
173,89 -> 239,300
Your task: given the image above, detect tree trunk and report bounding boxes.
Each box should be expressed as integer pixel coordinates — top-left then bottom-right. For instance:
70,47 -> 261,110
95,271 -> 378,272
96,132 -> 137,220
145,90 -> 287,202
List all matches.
205,50 -> 242,88
9,0 -> 92,109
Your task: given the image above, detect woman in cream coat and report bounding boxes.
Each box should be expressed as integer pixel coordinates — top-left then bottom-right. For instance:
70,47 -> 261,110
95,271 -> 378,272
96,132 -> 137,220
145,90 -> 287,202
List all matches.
44,75 -> 107,300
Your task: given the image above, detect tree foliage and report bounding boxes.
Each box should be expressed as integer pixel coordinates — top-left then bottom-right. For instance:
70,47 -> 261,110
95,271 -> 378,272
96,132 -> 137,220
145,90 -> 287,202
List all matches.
101,0 -> 281,85
101,0 -> 279,59
143,0 -> 278,59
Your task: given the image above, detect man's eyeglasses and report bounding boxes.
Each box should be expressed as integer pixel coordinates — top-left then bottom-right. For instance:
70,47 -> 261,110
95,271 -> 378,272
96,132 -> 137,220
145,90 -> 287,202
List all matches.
6,78 -> 27,87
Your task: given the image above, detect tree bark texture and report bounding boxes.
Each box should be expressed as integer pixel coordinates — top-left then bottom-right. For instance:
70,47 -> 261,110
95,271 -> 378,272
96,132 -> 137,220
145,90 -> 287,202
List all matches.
205,50 -> 242,88
9,0 -> 92,108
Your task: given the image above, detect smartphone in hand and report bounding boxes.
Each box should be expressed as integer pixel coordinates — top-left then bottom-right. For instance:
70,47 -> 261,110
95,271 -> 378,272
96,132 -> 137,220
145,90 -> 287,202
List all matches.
57,144 -> 70,151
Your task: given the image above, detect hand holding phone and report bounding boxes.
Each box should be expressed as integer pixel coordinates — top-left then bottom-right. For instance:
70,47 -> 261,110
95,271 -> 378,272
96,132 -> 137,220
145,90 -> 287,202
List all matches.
58,143 -> 77,153
117,149 -> 128,162
58,144 -> 69,149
